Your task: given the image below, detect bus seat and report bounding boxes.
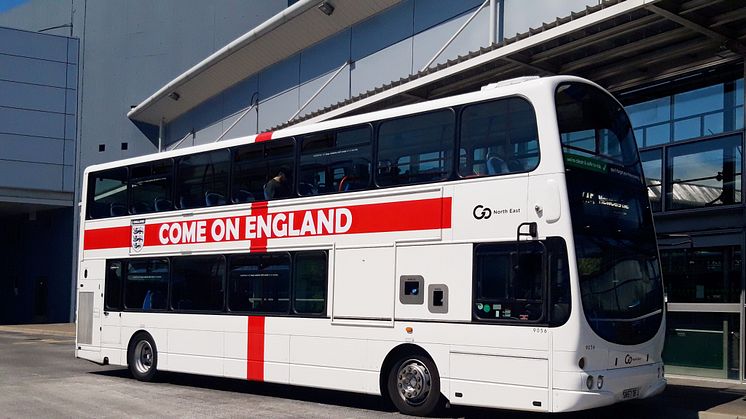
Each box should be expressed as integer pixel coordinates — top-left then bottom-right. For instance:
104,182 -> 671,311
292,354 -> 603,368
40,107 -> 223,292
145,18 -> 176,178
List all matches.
110,203 -> 127,217
131,201 -> 152,214
205,192 -> 226,206
154,197 -> 173,212
234,189 -> 255,203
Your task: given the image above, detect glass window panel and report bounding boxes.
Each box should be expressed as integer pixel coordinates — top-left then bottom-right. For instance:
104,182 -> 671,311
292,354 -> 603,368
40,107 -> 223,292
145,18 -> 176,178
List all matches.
674,84 -> 724,119
124,258 -> 169,310
663,312 -> 739,379
667,135 -> 742,210
87,168 -> 128,219
627,97 -> 671,127
171,256 -> 225,311
673,117 -> 701,141
473,241 -> 545,322
228,253 -> 291,313
105,260 -> 122,311
640,149 -> 662,212
661,246 -> 740,303
645,123 -> 671,146
459,97 -> 539,177
232,138 -> 294,202
299,126 -> 371,196
735,105 -> 744,131
176,149 -> 231,209
377,110 -> 455,186
293,251 -> 327,314
704,112 -> 724,137
130,159 -> 173,214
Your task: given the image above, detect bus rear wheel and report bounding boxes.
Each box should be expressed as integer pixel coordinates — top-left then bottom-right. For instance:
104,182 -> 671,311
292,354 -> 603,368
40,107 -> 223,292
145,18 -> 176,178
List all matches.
387,353 -> 442,416
128,332 -> 158,382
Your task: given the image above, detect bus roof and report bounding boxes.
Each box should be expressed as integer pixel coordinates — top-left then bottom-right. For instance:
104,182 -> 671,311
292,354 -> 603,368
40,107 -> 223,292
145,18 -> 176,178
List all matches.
85,75 -> 593,176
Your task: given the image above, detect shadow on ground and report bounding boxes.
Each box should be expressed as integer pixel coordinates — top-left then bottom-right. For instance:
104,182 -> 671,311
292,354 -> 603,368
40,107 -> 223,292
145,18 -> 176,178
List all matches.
90,368 -> 746,418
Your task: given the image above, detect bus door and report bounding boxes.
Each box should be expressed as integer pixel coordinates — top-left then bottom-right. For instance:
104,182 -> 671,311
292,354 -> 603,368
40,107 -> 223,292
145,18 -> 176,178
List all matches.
77,259 -> 105,351
100,260 -> 122,352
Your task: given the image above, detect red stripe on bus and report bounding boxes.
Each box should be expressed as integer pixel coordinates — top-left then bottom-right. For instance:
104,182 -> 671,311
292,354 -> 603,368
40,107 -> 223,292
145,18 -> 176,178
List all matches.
255,132 -> 273,142
83,197 -> 452,250
250,202 -> 269,253
83,225 -> 131,250
247,316 -> 265,381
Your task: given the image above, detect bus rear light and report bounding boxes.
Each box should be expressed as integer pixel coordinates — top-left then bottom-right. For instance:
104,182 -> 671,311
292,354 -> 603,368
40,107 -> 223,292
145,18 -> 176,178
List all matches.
586,375 -> 594,390
596,375 -> 604,389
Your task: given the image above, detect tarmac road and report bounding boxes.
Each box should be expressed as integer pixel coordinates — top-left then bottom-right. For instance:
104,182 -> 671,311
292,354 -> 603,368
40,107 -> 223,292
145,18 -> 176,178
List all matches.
1,328 -> 745,418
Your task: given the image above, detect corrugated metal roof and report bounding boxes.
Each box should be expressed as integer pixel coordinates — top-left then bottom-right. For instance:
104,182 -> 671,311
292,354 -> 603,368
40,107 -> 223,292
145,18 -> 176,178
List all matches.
274,0 -> 746,130
127,0 -> 402,126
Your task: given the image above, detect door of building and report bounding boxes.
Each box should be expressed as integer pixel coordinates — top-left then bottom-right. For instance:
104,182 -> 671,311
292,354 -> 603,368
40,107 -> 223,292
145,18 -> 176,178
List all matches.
660,233 -> 742,380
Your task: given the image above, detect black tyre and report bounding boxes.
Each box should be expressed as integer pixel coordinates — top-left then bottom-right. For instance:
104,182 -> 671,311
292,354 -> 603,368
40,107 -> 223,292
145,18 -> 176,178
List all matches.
386,353 -> 442,416
128,332 -> 158,382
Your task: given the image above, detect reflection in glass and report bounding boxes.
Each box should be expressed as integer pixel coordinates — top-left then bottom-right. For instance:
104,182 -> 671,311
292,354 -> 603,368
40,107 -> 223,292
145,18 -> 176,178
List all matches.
666,135 -> 742,210
663,312 -> 739,379
625,79 -> 743,146
660,246 -> 741,303
640,149 -> 662,212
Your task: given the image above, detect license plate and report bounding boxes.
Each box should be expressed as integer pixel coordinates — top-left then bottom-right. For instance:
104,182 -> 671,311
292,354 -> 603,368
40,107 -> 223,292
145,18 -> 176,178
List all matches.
622,387 -> 640,400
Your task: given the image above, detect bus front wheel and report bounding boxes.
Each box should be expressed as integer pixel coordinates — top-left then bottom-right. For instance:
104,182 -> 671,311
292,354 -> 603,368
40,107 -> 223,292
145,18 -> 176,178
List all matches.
128,332 -> 158,382
387,353 -> 442,416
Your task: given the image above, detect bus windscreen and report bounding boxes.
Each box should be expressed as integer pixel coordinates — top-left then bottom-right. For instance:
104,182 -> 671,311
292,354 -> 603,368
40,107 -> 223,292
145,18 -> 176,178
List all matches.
556,82 -> 664,346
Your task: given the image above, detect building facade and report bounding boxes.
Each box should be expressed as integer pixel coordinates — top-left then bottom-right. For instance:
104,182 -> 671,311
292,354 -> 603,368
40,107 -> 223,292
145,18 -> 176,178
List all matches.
0,25 -> 78,323
0,0 -> 287,323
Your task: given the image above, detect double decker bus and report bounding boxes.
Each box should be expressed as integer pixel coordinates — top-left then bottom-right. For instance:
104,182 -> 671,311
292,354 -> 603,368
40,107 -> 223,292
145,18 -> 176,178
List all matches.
76,76 -> 665,415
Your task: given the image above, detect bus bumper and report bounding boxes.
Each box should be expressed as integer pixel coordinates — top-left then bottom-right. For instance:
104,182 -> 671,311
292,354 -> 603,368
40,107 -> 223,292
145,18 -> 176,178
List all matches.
553,362 -> 666,412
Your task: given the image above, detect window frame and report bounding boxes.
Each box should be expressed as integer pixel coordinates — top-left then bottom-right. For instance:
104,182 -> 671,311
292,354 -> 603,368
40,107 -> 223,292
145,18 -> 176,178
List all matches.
122,257 -> 171,312
291,250 -> 329,316
86,167 -> 129,220
169,254 -> 227,313
457,95 -> 541,179
297,124 -> 374,197
104,260 -> 123,311
128,158 -> 175,215
231,137 -> 296,204
374,108 -> 457,188
226,251 -> 293,314
472,240 -> 548,325
175,148 -> 233,210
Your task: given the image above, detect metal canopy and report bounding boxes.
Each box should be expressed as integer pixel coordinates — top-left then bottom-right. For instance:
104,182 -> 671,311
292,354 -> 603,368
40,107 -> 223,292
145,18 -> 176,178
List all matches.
127,0 -> 401,126
279,0 -> 746,130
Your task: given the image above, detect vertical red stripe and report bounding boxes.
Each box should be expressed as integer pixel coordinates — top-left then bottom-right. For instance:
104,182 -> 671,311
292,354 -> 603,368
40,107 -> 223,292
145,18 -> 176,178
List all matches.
247,316 -> 265,381
249,202 -> 269,253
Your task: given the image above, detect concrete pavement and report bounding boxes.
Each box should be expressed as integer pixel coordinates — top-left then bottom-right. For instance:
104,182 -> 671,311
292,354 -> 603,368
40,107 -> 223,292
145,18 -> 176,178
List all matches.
2,325 -> 746,417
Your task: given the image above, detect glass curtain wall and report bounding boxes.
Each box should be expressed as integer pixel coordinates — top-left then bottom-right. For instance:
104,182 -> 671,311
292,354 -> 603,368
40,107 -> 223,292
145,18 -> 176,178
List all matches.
627,76 -> 745,381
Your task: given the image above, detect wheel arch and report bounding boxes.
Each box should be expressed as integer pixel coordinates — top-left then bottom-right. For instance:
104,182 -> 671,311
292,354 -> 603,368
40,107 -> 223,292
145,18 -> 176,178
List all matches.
379,343 -> 437,401
126,329 -> 155,364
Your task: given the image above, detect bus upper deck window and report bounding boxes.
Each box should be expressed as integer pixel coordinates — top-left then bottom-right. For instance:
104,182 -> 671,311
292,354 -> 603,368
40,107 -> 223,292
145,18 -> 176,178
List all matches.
87,168 -> 128,219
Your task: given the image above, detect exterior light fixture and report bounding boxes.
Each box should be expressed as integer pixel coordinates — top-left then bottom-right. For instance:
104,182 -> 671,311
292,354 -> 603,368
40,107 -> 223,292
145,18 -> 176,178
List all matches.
168,92 -> 180,101
318,1 -> 334,16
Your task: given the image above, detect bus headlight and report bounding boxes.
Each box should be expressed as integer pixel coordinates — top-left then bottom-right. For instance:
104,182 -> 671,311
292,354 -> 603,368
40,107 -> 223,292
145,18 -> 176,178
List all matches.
597,375 -> 604,389
586,375 -> 594,390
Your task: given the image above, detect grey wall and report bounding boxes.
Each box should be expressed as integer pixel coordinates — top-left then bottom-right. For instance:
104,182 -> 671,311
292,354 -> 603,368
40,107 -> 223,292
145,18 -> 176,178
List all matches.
0,26 -> 78,193
164,0 -> 600,149
0,0 -> 287,175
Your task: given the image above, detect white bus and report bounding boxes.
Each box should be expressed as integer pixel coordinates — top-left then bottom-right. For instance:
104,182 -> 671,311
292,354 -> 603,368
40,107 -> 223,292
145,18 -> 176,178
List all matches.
76,76 -> 665,416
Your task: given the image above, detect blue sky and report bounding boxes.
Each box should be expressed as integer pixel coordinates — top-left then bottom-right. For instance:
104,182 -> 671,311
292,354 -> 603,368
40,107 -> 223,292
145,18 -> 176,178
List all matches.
0,0 -> 26,13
